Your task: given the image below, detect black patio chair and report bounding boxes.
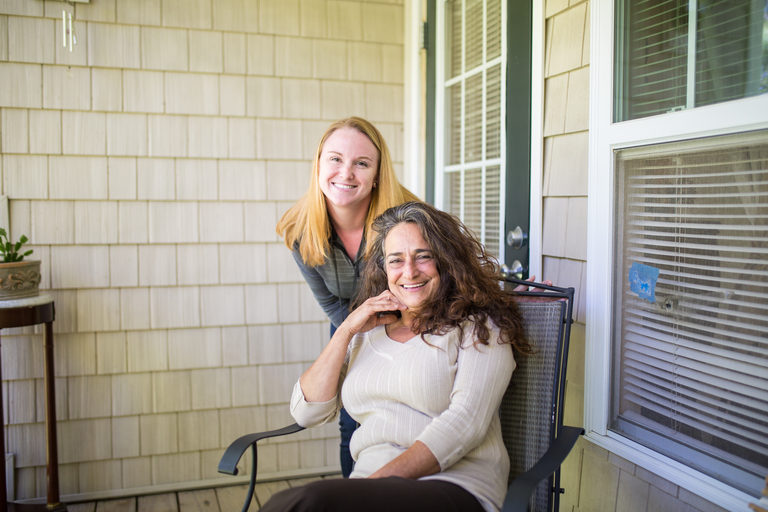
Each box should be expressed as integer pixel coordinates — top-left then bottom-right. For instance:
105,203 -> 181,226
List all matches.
218,277 -> 583,512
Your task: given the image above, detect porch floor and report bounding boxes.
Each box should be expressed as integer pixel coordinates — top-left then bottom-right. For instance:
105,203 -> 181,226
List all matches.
60,474 -> 341,512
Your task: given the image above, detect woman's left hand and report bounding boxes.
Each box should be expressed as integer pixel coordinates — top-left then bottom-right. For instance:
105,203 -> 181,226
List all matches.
512,275 -> 564,303
368,441 -> 440,480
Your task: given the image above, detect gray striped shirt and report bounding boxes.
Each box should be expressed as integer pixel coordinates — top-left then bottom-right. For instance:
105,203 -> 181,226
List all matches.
291,233 -> 365,328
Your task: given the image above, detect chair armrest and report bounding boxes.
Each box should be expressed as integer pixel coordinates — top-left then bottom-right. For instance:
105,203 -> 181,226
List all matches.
218,423 -> 305,475
501,425 -> 584,512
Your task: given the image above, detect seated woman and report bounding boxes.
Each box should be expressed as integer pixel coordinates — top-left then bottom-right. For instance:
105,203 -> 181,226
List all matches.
261,201 -> 531,512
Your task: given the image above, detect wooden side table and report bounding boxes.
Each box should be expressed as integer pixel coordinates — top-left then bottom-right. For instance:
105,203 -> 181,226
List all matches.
0,295 -> 66,511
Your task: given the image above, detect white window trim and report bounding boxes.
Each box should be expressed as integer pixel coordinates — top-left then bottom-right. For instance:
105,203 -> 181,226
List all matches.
403,0 -> 424,199
585,0 -> 768,510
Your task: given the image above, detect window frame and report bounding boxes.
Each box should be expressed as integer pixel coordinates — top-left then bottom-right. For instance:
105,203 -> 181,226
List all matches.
585,0 -> 768,509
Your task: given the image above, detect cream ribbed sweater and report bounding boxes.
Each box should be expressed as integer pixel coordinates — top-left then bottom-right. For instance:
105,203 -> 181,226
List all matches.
290,321 -> 516,512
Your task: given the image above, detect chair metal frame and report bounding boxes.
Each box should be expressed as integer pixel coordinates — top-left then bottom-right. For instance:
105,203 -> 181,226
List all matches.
499,277 -> 583,512
218,277 -> 583,512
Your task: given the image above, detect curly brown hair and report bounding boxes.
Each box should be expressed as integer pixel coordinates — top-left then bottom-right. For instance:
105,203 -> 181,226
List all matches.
351,201 -> 530,355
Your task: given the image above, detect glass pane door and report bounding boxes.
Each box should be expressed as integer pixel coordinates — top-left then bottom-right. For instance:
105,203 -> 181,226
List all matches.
438,0 -> 505,258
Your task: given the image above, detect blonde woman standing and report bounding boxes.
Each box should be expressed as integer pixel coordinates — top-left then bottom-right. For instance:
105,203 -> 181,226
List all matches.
277,117 -> 419,476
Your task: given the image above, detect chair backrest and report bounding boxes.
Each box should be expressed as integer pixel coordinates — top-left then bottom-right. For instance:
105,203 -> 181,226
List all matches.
498,279 -> 574,512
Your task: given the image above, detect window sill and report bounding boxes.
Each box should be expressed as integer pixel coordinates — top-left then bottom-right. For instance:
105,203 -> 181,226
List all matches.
583,430 -> 754,511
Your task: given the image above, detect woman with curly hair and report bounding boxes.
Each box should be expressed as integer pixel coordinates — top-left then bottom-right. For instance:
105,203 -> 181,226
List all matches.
262,201 -> 531,512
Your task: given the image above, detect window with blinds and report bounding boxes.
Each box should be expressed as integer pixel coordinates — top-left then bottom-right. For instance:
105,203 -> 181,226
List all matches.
614,0 -> 767,122
441,0 -> 503,257
611,131 -> 768,496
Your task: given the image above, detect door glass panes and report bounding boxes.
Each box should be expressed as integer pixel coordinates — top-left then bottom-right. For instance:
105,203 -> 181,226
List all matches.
487,0 -> 501,61
485,165 -> 501,255
615,0 -> 767,122
448,83 -> 462,165
611,131 -> 768,496
449,0 -> 463,78
466,74 -> 483,162
486,64 -> 502,159
446,171 -> 462,217
440,0 -> 505,259
466,0 -> 484,70
464,168 -> 483,237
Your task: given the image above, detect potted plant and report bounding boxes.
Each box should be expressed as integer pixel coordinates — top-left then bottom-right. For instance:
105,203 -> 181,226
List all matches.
0,228 -> 41,300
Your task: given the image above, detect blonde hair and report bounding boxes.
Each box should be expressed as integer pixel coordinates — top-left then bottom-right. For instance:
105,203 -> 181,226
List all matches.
276,117 -> 419,267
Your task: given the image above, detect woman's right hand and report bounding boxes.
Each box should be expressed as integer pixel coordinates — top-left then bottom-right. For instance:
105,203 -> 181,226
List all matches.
299,290 -> 406,403
339,290 -> 406,338
512,275 -> 553,292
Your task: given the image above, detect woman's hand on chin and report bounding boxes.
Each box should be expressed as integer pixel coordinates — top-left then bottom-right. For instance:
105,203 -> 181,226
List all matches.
339,290 -> 406,337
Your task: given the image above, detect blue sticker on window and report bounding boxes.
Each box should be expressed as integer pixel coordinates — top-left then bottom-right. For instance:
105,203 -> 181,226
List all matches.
628,262 -> 660,303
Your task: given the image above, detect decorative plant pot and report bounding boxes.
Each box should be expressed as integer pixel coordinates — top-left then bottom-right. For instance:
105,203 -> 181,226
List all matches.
0,260 -> 41,300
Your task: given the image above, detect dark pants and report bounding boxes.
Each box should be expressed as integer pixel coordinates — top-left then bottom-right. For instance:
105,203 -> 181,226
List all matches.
331,323 -> 358,478
259,477 -> 485,512
338,408 -> 356,477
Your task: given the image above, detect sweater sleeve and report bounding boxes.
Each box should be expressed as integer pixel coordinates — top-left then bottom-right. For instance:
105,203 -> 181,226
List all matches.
291,248 -> 349,328
415,325 -> 516,470
289,380 -> 341,428
289,332 -> 359,428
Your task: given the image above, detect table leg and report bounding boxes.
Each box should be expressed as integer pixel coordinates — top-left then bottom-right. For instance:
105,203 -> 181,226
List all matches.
43,322 -> 64,511
0,334 -> 7,507
0,327 -> 66,512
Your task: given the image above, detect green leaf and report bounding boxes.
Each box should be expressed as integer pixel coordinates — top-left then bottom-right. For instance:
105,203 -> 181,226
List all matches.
19,235 -> 28,244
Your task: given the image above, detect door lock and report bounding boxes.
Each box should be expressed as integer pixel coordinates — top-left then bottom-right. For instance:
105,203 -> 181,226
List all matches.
506,226 -> 528,249
501,261 -> 525,280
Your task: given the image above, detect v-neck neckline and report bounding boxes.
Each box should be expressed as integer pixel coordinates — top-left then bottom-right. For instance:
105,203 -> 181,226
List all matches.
383,323 -> 420,344
331,227 -> 366,263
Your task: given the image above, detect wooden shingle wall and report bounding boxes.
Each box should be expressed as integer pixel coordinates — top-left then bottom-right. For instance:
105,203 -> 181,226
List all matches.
0,0 -> 405,501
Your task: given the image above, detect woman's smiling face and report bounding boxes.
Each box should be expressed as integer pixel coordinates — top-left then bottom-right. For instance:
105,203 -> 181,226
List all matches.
384,222 -> 440,310
318,126 -> 379,211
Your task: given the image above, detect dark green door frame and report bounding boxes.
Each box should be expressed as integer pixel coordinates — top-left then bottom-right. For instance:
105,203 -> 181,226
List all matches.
505,0 -> 532,277
424,0 -> 532,278
425,0 -> 437,205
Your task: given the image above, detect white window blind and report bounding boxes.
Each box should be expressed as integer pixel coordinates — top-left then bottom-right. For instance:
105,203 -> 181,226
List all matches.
611,131 -> 768,496
441,0 -> 504,257
615,0 -> 767,122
